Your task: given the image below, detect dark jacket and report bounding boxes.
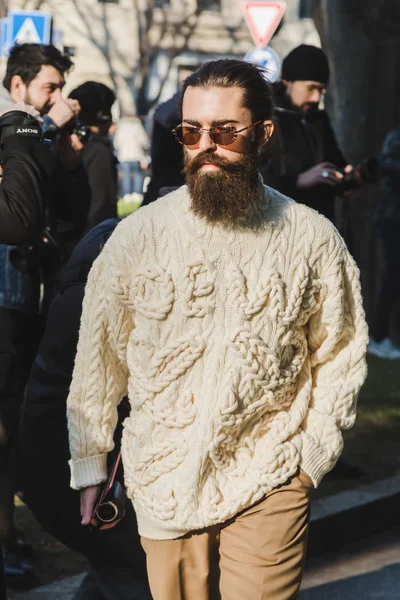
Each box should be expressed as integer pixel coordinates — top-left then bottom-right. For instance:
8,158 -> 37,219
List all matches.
0,135 -> 91,314
260,82 -> 347,222
377,128 -> 400,223
0,134 -> 56,245
11,219 -> 150,590
82,134 -> 118,231
142,91 -> 184,206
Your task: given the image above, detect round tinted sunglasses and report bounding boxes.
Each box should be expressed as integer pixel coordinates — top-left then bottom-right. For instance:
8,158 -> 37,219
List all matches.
172,121 -> 263,148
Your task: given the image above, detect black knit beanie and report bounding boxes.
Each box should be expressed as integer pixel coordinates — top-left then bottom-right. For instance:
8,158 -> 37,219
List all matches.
281,45 -> 330,84
69,81 -> 116,126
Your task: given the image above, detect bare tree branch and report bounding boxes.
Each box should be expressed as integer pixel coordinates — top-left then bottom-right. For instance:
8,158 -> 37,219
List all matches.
0,0 -> 8,19
20,0 -> 43,9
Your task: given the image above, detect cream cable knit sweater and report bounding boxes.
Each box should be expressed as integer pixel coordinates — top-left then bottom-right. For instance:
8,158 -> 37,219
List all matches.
67,184 -> 368,540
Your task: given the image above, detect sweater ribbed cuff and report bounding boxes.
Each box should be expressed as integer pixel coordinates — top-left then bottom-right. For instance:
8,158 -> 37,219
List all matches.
299,431 -> 343,488
69,454 -> 108,490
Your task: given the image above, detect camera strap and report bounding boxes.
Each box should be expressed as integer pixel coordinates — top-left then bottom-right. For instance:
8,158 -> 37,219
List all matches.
0,124 -> 43,143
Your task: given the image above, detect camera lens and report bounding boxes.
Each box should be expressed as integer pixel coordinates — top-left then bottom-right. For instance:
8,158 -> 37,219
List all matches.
96,501 -> 119,523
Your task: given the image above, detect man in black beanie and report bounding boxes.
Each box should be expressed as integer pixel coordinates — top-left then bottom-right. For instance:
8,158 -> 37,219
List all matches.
69,82 -> 118,231
260,44 -> 351,222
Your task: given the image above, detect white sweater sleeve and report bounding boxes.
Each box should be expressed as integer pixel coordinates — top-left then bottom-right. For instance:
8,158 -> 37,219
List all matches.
67,246 -> 131,490
301,242 -> 369,486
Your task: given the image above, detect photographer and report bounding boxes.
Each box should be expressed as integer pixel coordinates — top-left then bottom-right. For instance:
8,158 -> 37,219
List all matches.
368,129 -> 400,359
0,106 -> 56,244
69,81 -> 118,231
3,44 -> 90,253
260,45 -> 352,223
0,44 -> 90,581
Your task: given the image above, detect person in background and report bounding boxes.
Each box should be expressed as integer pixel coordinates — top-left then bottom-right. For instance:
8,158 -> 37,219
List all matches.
113,115 -> 150,198
141,91 -> 184,205
69,82 -> 119,231
261,44 -> 352,223
0,105 -> 56,245
0,104 -> 58,584
368,129 -> 400,359
0,43 -> 90,580
10,218 -> 151,600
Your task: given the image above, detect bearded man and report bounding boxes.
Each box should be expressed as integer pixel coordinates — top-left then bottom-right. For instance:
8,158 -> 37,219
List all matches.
260,44 -> 352,223
68,59 -> 368,600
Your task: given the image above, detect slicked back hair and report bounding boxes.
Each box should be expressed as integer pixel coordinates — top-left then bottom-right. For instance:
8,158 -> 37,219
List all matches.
3,44 -> 73,91
181,59 -> 274,123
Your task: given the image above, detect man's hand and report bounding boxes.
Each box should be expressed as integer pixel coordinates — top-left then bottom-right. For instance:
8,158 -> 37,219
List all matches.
58,131 -> 84,172
47,89 -> 80,128
80,485 -> 122,531
297,162 -> 344,189
341,165 -> 361,199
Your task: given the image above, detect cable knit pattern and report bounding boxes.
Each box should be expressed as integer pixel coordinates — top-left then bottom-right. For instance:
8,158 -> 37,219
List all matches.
67,184 -> 368,539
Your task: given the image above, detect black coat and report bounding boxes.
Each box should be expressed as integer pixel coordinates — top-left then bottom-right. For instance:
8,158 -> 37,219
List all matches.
260,83 -> 347,222
377,128 -> 400,223
0,134 -> 56,245
142,91 -> 184,206
82,134 -> 118,231
11,219 -> 151,592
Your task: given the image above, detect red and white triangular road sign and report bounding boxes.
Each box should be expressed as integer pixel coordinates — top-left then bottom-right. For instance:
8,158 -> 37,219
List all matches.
242,1 -> 287,48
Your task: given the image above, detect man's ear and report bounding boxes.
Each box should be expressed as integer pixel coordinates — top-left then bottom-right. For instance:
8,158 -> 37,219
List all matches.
10,75 -> 26,103
258,120 -> 274,147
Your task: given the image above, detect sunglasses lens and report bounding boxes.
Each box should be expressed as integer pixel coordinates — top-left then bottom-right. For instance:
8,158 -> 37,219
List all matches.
211,128 -> 235,146
179,127 -> 201,146
175,126 -> 237,146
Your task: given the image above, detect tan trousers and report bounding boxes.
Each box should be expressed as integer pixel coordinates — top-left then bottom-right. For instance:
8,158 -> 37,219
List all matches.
141,469 -> 313,600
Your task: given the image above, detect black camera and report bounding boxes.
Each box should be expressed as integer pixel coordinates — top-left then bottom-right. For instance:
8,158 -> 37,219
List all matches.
64,120 -> 91,145
339,157 -> 378,192
95,480 -> 127,524
91,453 -> 127,529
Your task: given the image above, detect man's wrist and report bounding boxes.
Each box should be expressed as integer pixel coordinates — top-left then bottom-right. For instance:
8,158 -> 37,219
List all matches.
42,115 -> 59,141
69,453 -> 108,490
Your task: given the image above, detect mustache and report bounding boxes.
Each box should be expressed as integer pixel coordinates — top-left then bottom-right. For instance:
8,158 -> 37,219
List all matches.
184,151 -> 246,176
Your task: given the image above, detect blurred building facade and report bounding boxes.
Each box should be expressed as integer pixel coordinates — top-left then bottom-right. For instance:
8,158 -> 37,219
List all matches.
1,0 -> 320,115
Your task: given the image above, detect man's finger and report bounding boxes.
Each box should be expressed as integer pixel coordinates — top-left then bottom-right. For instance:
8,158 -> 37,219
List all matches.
320,172 -> 341,186
320,161 -> 337,169
70,133 -> 84,153
100,518 -> 122,531
80,497 -> 94,525
320,169 -> 343,185
66,99 -> 80,114
80,488 -> 99,525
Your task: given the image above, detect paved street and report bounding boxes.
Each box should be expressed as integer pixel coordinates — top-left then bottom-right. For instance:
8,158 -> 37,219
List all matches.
11,527 -> 400,599
300,527 -> 400,599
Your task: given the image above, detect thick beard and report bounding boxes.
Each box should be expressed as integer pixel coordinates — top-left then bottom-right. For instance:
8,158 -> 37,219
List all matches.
183,146 -> 260,225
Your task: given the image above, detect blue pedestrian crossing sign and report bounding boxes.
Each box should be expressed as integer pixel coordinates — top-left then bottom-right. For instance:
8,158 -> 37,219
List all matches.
244,46 -> 281,83
7,10 -> 52,48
